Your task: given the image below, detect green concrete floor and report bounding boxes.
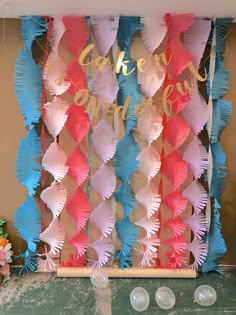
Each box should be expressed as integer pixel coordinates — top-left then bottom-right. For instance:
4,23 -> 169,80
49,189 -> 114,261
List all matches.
0,270 -> 235,315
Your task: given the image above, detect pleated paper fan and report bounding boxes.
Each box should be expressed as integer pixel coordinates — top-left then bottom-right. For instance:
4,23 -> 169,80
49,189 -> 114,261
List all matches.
91,16 -> 119,56
89,201 -> 115,238
162,217 -> 187,238
40,218 -> 65,255
66,187 -> 90,232
137,146 -> 161,181
66,104 -> 90,144
139,252 -> 158,268
42,141 -> 68,182
162,191 -> 187,217
66,59 -> 88,94
138,56 -> 165,97
187,238 -> 208,270
44,96 -> 69,139
88,238 -> 113,268
66,146 -> 89,186
135,217 -> 160,239
181,83 -> 208,135
140,16 -> 167,54
38,250 -> 58,272
163,235 -> 187,254
50,16 -> 66,50
165,115 -> 190,148
92,119 -> 117,163
183,136 -> 208,178
40,181 -> 67,218
137,105 -> 163,145
68,230 -> 88,257
92,66 -> 119,103
43,50 -> 70,96
135,182 -> 161,217
163,150 -> 188,191
91,164 -> 116,199
183,180 -> 208,214
185,212 -> 207,239
63,16 -> 89,56
114,182 -> 137,216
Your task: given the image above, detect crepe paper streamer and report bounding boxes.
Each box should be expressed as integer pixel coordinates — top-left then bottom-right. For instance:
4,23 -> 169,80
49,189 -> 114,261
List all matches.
140,16 -> 167,54
114,182 -> 137,217
183,136 -> 208,179
138,56 -> 165,97
135,217 -> 160,239
43,17 -> 70,96
209,143 -> 227,202
42,141 -> 68,182
162,191 -> 187,218
202,201 -> 227,274
89,201 -> 115,239
68,229 -> 89,257
137,146 -> 161,182
165,115 -> 190,149
40,218 -> 65,255
181,83 -> 208,135
163,150 -> 188,191
65,59 -> 88,94
185,212 -> 207,240
63,16 -> 89,56
114,132 -> 140,183
91,16 -> 119,56
66,104 -> 90,143
16,128 -> 42,196
88,238 -> 113,268
115,217 -> 139,258
186,238 -> 208,271
14,197 -> 41,273
15,50 -> 43,128
165,14 -> 193,78
66,187 -> 90,232
165,252 -> 188,269
117,16 -> 143,57
162,217 -> 187,239
66,146 -> 89,186
137,105 -> 163,145
163,236 -> 187,255
21,16 -> 47,52
183,180 -> 208,214
91,164 -> 116,200
62,253 -> 86,267
135,183 -> 161,218
40,181 -> 67,219
44,96 -> 69,139
211,99 -> 232,143
92,120 -> 118,163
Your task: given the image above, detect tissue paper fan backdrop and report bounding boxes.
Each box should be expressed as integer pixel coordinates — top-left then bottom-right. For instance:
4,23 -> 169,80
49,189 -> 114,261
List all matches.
13,14 -> 232,274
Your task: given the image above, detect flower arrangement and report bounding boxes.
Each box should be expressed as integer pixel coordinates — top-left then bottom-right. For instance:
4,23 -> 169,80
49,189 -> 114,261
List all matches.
0,220 -> 13,283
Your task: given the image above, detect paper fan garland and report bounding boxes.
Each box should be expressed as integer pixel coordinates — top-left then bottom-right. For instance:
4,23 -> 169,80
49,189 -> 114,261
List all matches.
162,217 -> 187,238
42,142 -> 68,182
66,187 -> 90,232
140,16 -> 167,54
162,191 -> 187,218
165,115 -> 190,148
92,119 -> 118,163
163,236 -> 187,255
40,182 -> 67,219
135,183 -> 161,218
68,230 -> 89,257
185,212 -> 207,239
137,146 -> 161,181
91,164 -> 116,200
88,238 -> 113,268
135,217 -> 160,239
91,16 -> 119,56
186,238 -> 208,270
183,180 -> 208,214
89,201 -> 115,239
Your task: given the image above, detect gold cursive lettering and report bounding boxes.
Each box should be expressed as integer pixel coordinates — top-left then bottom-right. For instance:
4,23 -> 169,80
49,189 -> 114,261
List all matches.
116,51 -> 136,76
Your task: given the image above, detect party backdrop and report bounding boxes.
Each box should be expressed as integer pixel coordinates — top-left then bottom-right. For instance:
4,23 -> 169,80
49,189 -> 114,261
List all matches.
10,15 -> 234,274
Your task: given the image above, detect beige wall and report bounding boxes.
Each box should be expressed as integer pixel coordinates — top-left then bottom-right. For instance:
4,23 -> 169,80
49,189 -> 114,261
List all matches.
0,19 -> 235,266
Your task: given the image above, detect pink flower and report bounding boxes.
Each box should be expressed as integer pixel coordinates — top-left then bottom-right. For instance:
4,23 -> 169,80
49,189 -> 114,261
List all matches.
0,263 -> 10,275
0,248 -> 6,266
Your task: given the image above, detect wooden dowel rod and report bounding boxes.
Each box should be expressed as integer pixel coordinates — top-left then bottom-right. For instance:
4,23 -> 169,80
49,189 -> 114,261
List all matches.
57,267 -> 197,278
